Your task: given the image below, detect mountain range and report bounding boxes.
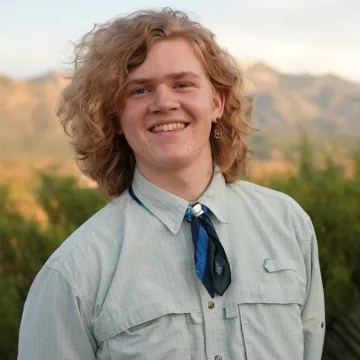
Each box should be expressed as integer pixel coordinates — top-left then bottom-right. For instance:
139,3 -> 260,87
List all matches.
1,62 -> 359,159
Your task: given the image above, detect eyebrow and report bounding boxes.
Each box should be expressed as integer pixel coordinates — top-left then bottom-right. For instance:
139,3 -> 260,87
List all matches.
125,71 -> 201,88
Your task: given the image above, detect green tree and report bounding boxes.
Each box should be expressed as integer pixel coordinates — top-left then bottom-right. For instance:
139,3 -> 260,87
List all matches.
36,173 -> 106,237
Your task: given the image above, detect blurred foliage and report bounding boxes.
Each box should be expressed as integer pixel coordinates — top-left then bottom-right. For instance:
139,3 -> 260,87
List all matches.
36,173 -> 106,237
322,306 -> 360,360
0,176 -> 106,360
261,134 -> 360,319
0,138 -> 360,359
258,136 -> 360,360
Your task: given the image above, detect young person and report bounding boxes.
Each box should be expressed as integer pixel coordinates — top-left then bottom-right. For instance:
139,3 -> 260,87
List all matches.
18,8 -> 325,360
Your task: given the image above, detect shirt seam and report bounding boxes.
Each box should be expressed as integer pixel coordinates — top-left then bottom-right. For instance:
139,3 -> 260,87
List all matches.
236,181 -> 310,218
44,264 -> 95,346
235,181 -> 313,257
50,196 -> 128,269
291,207 -> 312,257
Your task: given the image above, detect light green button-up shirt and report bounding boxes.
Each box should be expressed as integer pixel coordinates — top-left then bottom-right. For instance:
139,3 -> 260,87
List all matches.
18,168 -> 325,359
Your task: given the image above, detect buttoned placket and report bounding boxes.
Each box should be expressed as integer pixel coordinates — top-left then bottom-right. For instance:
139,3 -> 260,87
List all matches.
198,281 -> 230,360
184,213 -> 230,360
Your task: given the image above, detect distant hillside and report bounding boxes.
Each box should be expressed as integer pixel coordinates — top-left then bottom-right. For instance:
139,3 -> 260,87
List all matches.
1,63 -> 359,159
242,62 -> 360,134
0,72 -> 71,157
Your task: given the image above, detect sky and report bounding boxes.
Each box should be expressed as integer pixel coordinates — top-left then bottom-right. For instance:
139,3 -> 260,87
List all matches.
1,0 -> 360,81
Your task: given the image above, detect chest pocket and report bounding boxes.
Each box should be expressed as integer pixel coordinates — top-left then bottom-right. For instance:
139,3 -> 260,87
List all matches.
94,302 -> 201,360
224,257 -> 306,360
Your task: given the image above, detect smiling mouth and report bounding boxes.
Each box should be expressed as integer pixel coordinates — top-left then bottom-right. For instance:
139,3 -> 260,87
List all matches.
150,122 -> 188,133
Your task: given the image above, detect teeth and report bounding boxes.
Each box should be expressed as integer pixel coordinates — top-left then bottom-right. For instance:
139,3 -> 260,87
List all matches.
151,122 -> 186,133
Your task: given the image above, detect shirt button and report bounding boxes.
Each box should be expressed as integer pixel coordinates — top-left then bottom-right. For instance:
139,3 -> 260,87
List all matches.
215,355 -> 222,360
208,301 -> 215,309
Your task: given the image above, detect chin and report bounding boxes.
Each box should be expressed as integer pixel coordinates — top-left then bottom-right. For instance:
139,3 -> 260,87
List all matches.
153,155 -> 195,170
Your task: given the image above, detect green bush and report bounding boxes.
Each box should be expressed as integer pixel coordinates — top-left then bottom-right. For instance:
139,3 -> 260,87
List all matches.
260,139 -> 360,318
0,176 -> 105,360
257,139 -> 360,359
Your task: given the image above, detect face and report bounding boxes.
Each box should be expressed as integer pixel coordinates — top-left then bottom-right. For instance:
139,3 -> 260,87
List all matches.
119,37 -> 224,174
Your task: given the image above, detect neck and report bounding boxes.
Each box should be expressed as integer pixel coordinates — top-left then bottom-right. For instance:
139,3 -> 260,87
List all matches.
136,156 -> 214,202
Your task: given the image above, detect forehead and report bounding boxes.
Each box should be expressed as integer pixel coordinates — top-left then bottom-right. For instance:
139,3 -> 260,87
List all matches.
127,37 -> 208,81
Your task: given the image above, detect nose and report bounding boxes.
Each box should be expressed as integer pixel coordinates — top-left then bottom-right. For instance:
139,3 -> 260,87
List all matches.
148,84 -> 179,113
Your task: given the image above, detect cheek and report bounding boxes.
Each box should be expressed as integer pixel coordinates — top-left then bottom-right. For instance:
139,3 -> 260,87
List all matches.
119,118 -> 133,138
120,101 -> 146,130
120,112 -> 143,137
195,106 -> 214,130
187,94 -> 214,122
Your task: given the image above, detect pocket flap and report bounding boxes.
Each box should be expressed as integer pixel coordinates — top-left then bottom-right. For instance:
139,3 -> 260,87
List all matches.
95,303 -> 199,343
263,257 -> 296,272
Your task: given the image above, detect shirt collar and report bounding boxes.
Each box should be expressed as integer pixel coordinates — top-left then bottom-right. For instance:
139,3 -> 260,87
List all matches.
198,166 -> 229,225
131,165 -> 229,235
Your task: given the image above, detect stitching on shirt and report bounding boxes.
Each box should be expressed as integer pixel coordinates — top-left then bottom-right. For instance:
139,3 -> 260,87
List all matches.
42,196 -> 130,348
234,180 -> 310,219
231,180 -> 313,255
48,195 -> 129,269
233,181 -> 316,311
94,195 -> 129,229
44,265 -> 96,347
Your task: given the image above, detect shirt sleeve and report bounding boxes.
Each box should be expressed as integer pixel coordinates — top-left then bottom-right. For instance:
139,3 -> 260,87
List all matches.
18,265 -> 96,360
301,219 -> 326,360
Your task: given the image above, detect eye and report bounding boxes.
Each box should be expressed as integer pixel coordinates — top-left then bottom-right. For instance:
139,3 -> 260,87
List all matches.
176,83 -> 191,89
133,88 -> 146,95
128,87 -> 150,96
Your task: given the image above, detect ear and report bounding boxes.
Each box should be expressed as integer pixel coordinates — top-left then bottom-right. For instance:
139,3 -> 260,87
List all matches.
113,113 -> 124,134
212,88 -> 225,123
115,125 -> 124,134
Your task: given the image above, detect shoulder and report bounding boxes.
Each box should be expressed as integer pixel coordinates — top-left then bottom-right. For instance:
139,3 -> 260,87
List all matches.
45,192 -> 130,276
26,191 -> 132,323
228,179 -> 309,220
227,180 -> 314,254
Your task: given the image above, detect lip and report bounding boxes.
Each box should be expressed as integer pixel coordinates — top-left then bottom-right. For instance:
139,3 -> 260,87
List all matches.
147,120 -> 190,131
150,127 -> 187,136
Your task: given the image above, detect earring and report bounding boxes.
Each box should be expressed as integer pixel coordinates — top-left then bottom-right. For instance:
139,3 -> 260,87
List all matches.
213,117 -> 223,140
214,128 -> 223,140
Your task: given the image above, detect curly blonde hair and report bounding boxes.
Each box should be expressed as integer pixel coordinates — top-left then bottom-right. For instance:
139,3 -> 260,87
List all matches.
57,8 -> 254,197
